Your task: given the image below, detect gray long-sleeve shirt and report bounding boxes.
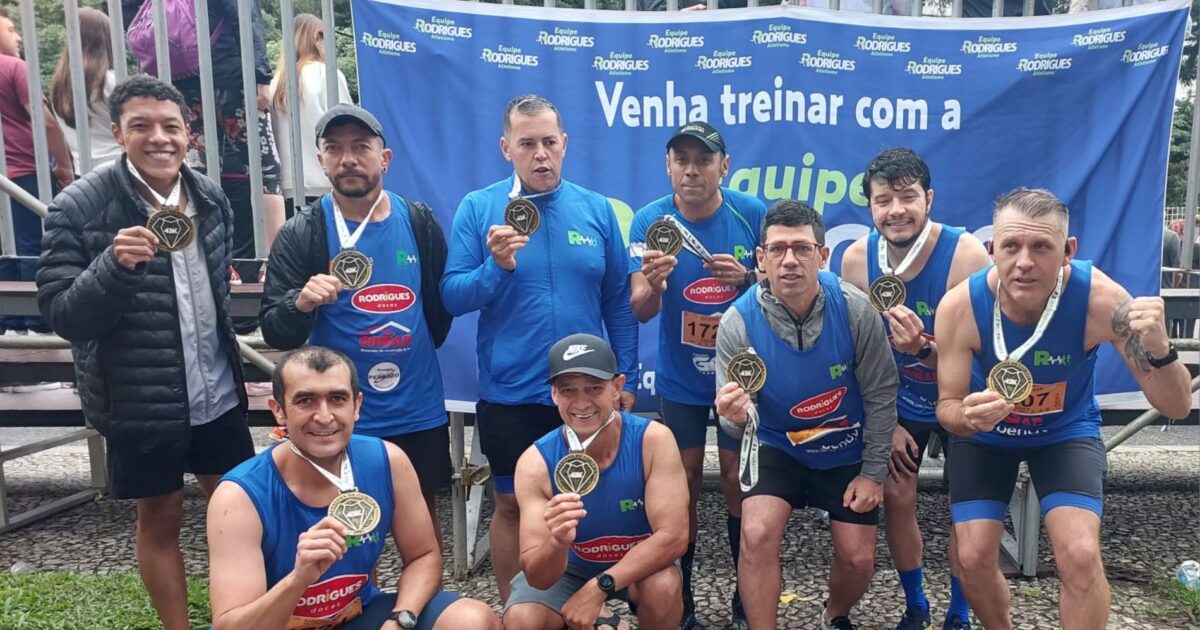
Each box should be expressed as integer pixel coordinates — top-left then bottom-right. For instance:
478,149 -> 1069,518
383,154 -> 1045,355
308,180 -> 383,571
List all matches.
715,280 -> 898,483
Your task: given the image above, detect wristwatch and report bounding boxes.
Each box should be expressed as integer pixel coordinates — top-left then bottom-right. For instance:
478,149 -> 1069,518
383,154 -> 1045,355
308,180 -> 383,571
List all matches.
743,269 -> 758,287
596,572 -> 620,598
915,340 -> 934,361
389,610 -> 418,629
1147,342 -> 1178,368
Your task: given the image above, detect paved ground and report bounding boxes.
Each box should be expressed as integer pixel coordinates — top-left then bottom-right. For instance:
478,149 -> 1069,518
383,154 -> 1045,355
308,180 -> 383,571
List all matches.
0,425 -> 1197,629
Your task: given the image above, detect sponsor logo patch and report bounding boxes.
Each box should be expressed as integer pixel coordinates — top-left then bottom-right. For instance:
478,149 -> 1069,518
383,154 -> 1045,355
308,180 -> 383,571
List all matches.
367,362 -> 401,392
683,278 -> 739,305
790,386 -> 848,420
292,574 -> 368,620
571,534 -> 652,563
352,285 -> 416,314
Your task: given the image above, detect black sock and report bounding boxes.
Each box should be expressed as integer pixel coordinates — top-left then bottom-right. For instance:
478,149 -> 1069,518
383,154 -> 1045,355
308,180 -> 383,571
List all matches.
728,514 -> 743,611
681,541 -> 697,614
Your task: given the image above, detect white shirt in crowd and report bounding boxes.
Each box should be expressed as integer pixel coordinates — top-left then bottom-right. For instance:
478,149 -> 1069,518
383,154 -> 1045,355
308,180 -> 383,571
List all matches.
57,69 -> 123,173
269,62 -> 353,200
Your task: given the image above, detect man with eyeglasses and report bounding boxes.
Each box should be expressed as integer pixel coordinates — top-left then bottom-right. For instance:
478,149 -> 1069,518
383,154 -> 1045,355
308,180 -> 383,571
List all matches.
840,148 -> 990,630
715,201 -> 898,630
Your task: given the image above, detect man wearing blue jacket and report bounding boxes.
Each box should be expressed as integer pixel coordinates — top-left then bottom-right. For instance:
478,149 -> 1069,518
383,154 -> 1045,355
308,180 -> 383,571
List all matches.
441,94 -> 639,602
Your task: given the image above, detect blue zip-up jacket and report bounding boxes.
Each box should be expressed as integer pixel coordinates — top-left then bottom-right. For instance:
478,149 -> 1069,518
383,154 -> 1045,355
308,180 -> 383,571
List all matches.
441,176 -> 638,405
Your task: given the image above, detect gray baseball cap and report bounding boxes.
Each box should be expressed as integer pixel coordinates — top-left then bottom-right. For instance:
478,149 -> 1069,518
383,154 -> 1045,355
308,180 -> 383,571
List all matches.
546,333 -> 618,383
314,104 -> 385,146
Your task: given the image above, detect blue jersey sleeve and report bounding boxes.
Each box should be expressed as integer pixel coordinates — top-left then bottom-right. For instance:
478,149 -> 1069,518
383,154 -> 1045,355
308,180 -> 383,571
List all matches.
439,192 -> 513,315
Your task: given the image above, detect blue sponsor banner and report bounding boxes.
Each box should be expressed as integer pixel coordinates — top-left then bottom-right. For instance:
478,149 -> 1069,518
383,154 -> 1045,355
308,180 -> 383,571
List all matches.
351,0 -> 1187,408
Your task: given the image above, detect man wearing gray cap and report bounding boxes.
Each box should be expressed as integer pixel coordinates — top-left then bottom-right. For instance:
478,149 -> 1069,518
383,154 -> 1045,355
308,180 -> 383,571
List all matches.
259,104 -> 454,543
504,333 -> 688,630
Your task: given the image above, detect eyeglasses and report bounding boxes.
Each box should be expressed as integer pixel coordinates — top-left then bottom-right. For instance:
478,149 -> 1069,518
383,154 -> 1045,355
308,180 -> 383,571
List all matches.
763,241 -> 820,262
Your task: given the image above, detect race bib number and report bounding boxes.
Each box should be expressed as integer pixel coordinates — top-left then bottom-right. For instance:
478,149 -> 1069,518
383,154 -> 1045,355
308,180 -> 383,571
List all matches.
1012,382 -> 1067,416
681,311 -> 721,349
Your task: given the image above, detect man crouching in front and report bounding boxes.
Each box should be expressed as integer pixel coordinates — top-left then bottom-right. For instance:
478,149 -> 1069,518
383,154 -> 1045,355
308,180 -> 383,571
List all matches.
504,334 -> 689,630
206,346 -> 500,630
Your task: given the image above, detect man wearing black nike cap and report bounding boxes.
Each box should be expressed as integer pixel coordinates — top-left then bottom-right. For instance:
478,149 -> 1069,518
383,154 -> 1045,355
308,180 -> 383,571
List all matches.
506,333 -> 688,630
259,103 -> 454,544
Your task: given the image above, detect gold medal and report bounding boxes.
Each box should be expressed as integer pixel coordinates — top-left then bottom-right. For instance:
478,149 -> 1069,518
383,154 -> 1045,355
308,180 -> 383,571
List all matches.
868,274 -> 906,312
327,490 -> 382,537
987,359 -> 1033,404
504,198 -> 541,236
727,351 -> 767,395
554,451 -> 601,496
646,219 -> 684,257
330,250 -> 372,290
146,206 -> 196,253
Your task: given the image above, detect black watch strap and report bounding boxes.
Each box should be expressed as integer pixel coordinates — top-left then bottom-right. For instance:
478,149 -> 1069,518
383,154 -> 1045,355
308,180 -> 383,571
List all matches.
744,269 -> 758,287
390,610 -> 418,629
596,572 -> 619,597
1146,342 -> 1178,368
915,340 -> 933,360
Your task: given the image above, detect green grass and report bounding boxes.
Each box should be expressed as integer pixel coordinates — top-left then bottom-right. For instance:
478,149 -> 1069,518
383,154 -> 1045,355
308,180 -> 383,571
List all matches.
0,572 -> 211,629
1161,576 -> 1200,622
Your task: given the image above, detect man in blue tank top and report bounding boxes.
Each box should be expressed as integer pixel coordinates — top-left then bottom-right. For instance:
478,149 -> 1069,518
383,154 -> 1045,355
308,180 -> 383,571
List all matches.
935,189 -> 1192,630
505,334 -> 688,630
207,347 -> 500,630
716,202 -> 899,630
628,121 -> 766,630
259,105 -> 455,546
442,95 -> 639,602
841,149 -> 991,630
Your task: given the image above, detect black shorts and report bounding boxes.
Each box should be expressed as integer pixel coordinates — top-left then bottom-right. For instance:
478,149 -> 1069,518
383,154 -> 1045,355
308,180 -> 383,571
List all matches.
742,444 -> 879,525
476,400 -> 562,494
383,423 -> 453,494
948,436 -> 1107,524
899,418 -> 951,469
108,406 -> 254,500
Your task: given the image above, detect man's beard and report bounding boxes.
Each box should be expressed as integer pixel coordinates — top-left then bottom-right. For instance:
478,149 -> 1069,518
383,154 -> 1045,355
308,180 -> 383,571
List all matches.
333,171 -> 380,198
883,213 -> 930,249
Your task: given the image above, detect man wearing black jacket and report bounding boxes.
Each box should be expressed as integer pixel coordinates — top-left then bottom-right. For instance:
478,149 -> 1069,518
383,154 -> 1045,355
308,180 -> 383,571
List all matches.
260,104 -> 454,542
36,76 -> 252,630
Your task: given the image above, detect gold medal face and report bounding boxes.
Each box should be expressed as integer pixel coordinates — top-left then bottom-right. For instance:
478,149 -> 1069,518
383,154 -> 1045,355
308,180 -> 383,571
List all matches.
646,219 -> 684,257
146,206 -> 196,253
987,360 -> 1033,404
868,274 -> 906,312
727,351 -> 767,395
554,451 -> 600,496
504,198 -> 541,236
327,491 -> 382,537
330,250 -> 373,290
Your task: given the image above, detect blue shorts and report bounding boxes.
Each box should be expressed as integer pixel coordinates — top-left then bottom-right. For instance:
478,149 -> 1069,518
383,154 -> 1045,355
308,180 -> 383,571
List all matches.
660,399 -> 738,452
343,590 -> 461,629
948,436 -> 1107,524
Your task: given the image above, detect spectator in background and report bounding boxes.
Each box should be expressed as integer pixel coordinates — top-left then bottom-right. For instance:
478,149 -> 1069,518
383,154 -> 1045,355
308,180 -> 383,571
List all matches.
638,0 -> 904,14
123,0 -> 285,291
49,7 -> 123,173
269,13 -> 352,218
0,6 -> 74,337
1162,226 -> 1180,288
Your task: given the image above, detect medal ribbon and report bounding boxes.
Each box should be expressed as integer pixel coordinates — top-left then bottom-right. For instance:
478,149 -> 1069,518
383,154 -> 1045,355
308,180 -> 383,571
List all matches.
664,214 -> 715,264
738,404 -> 759,492
992,265 -> 1065,363
288,441 -> 357,493
126,161 -> 182,210
563,411 -> 617,453
332,192 -> 386,252
507,172 -> 562,202
875,217 -> 934,277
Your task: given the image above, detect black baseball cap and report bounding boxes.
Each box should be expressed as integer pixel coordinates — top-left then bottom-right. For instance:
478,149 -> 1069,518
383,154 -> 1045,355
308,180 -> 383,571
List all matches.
546,333 -> 618,383
314,104 -> 385,145
667,121 -> 726,154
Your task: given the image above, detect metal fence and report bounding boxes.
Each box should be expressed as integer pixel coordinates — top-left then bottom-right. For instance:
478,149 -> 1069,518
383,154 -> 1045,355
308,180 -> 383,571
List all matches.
0,0 -> 1197,270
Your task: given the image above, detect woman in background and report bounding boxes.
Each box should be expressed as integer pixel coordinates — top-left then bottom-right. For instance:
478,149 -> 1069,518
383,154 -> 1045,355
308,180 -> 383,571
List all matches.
269,13 -> 352,218
49,7 -> 122,173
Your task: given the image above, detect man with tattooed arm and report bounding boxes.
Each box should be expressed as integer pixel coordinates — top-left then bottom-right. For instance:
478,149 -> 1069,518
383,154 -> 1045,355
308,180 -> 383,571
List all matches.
933,188 -> 1193,630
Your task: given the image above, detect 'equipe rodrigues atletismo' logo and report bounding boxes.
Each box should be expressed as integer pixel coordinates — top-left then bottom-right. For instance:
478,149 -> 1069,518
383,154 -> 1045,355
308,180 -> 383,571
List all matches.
537,26 -> 595,50
854,33 -> 911,56
751,24 -> 807,47
360,31 -> 416,55
647,30 -> 704,52
412,16 -> 472,40
480,45 -> 539,69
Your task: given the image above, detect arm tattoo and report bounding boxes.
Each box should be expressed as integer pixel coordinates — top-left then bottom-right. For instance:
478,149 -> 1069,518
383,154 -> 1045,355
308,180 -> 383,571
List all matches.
1112,300 -> 1151,373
